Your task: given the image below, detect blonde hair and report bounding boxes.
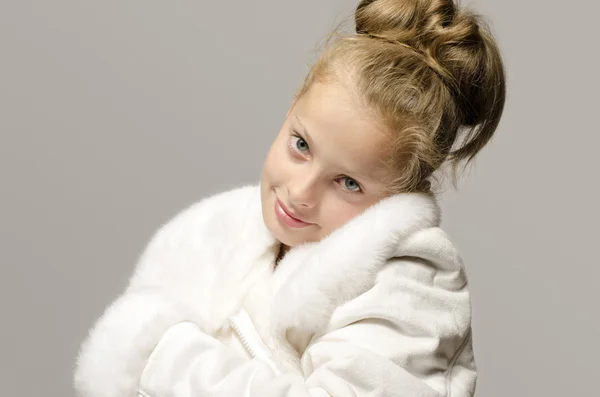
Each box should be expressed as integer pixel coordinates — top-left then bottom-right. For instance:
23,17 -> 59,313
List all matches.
293,0 -> 506,195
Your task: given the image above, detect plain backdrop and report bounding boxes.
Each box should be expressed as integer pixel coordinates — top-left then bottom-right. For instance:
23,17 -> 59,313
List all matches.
1,1 -> 598,396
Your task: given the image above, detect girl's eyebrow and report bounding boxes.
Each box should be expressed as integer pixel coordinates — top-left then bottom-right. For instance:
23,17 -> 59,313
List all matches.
294,116 -> 314,145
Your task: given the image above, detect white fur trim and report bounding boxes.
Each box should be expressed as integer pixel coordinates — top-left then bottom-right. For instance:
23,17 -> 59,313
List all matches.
73,291 -> 198,397
270,192 -> 441,333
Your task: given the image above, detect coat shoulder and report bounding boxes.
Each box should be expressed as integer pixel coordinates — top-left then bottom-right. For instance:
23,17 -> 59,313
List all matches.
138,184 -> 260,258
155,184 -> 259,237
320,227 -> 475,395
125,184 -> 265,291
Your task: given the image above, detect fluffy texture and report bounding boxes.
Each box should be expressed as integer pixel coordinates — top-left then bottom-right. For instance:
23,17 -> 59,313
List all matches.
73,291 -> 198,397
268,192 -> 441,333
74,184 -> 476,397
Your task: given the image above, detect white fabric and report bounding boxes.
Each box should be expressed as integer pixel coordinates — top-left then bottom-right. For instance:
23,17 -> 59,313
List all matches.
73,184 -> 477,397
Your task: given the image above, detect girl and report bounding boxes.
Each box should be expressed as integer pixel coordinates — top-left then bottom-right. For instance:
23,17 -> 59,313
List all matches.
74,0 -> 505,396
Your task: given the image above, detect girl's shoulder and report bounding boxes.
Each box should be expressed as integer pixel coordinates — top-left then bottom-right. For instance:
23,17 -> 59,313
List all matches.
170,184 -> 260,227
127,183 -> 267,287
143,184 -> 261,247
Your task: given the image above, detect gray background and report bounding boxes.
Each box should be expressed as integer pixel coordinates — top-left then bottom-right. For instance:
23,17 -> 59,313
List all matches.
1,1 -> 598,396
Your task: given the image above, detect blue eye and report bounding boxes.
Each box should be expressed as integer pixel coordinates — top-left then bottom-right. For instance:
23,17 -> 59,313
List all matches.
341,177 -> 361,193
291,135 -> 309,152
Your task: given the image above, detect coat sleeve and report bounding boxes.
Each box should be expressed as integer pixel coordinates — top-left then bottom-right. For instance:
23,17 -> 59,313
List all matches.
74,257 -> 475,397
135,319 -> 450,397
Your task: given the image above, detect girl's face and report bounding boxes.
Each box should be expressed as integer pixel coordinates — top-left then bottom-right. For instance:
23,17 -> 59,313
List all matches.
260,81 -> 395,249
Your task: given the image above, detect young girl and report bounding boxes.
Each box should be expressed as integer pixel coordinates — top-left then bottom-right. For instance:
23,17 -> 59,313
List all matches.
74,0 -> 505,396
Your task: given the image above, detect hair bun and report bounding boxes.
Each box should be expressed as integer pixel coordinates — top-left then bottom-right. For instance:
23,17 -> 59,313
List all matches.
355,0 -> 501,129
355,0 -> 458,44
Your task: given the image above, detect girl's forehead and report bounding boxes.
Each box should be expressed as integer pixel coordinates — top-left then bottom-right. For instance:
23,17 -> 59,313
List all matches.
299,82 -> 387,134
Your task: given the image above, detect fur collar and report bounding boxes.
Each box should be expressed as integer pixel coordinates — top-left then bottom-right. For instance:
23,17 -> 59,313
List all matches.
241,183 -> 442,334
129,183 -> 442,337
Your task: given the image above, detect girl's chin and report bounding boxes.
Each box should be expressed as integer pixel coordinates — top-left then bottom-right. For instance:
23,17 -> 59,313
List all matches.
273,231 -> 297,248
273,226 -> 320,248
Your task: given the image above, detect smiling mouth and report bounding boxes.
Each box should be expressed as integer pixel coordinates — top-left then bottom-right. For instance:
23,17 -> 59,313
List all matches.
280,201 -> 304,221
275,198 -> 313,228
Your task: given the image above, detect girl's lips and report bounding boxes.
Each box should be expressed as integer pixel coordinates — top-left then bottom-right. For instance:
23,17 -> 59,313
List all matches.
275,199 -> 312,228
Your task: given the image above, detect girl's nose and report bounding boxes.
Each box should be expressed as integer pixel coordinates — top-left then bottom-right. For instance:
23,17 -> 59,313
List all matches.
287,174 -> 318,209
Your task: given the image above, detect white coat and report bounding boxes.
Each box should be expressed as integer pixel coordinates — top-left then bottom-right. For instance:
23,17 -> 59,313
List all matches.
73,183 -> 477,397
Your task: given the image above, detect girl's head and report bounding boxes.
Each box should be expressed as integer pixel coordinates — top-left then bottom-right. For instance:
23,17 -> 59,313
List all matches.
261,0 -> 506,249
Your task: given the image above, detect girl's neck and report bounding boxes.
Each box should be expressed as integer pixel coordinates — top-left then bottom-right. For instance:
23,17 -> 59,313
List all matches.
275,242 -> 290,267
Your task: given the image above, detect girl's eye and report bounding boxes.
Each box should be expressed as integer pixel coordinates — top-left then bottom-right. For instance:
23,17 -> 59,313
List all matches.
339,177 -> 362,193
291,135 -> 309,153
